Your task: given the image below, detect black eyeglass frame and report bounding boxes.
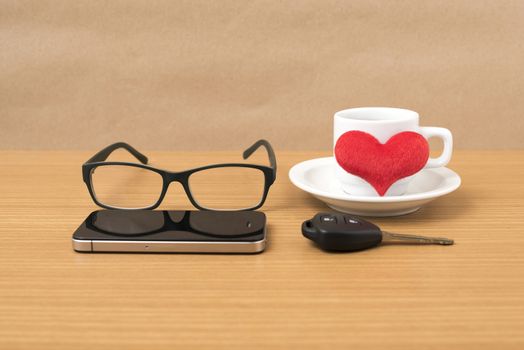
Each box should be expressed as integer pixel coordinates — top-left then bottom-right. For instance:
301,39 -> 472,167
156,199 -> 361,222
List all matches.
82,140 -> 277,211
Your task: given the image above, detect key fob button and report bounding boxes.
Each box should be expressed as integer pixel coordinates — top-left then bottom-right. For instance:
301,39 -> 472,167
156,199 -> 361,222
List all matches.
320,215 -> 337,223
344,216 -> 361,225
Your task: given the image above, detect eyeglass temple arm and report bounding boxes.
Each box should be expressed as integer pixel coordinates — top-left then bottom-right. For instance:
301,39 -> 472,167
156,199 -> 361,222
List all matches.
85,142 -> 148,164
242,139 -> 277,180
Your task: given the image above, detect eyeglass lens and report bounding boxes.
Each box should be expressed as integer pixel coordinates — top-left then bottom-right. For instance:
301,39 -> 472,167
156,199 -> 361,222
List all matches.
91,165 -> 163,209
188,167 -> 265,210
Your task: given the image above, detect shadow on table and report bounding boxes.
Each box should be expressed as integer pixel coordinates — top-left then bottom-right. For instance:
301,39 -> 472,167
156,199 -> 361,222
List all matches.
402,187 -> 475,222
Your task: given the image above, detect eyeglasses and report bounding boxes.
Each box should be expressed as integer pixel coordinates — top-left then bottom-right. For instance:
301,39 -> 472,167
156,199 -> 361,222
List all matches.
82,140 -> 276,210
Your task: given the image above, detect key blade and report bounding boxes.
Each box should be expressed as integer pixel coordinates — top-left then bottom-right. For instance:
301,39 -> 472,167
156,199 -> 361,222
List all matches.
381,231 -> 454,245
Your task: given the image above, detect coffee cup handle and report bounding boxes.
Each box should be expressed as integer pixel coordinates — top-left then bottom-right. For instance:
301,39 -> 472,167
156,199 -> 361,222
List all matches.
420,127 -> 453,168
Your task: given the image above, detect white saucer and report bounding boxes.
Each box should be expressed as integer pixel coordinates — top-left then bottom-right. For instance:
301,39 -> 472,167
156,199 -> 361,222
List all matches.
288,157 -> 461,217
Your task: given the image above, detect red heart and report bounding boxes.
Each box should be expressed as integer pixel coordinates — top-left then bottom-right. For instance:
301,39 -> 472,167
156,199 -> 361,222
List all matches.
334,131 -> 429,196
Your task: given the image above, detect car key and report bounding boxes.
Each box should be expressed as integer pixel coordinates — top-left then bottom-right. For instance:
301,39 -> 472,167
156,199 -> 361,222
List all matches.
302,212 -> 453,252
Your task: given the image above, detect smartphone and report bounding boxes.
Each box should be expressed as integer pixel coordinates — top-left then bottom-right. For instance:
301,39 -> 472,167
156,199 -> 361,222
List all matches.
72,210 -> 266,253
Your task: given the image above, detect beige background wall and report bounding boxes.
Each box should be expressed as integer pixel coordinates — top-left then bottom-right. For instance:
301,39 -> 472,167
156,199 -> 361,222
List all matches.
1,0 -> 523,150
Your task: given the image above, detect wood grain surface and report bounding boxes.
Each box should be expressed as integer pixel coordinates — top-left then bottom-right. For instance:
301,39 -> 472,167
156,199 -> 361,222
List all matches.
0,150 -> 523,349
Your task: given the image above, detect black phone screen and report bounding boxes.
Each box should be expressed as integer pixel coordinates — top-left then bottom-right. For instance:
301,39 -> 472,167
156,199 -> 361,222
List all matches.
73,210 -> 266,242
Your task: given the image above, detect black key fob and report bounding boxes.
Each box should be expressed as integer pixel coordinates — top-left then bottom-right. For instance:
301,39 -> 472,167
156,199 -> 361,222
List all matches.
301,212 -> 382,252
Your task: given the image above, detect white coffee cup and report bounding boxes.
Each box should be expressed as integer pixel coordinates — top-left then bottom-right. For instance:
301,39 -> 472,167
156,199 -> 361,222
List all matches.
334,107 -> 453,196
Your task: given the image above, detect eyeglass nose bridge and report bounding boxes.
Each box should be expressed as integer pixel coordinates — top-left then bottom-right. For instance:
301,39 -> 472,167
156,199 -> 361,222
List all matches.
164,171 -> 190,189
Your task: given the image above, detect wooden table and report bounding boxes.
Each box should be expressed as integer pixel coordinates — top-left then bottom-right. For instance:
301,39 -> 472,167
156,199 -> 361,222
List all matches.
1,150 -> 523,349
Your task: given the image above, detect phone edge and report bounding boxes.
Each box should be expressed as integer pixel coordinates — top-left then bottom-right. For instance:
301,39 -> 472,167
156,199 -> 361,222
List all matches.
72,237 -> 266,254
